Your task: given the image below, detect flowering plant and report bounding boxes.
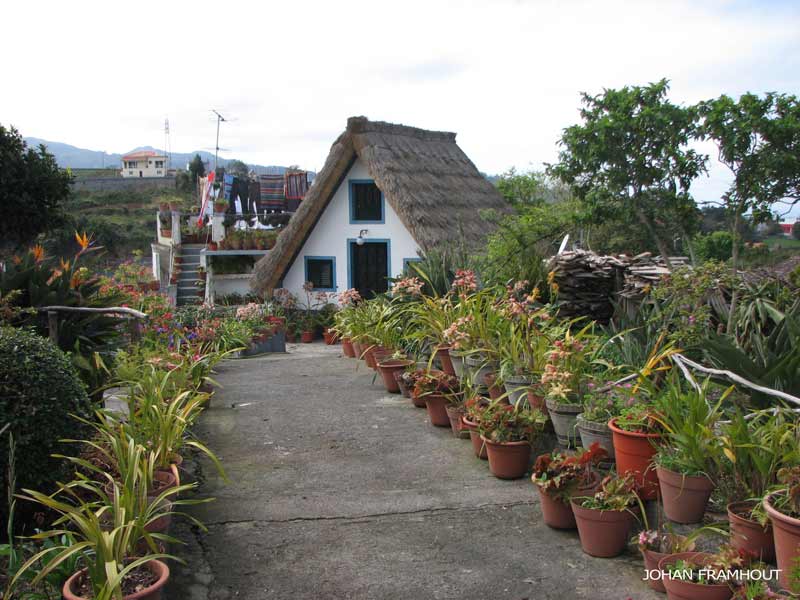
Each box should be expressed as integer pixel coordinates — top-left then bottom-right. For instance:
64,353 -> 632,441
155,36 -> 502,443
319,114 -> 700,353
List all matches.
541,324 -> 597,402
581,380 -> 639,423
442,315 -> 473,350
235,302 -> 263,322
451,269 -> 477,298
614,403 -> 664,434
412,371 -> 460,401
391,276 -> 424,298
532,442 -> 607,502
339,288 -> 362,307
477,403 -> 547,443
463,396 -> 489,424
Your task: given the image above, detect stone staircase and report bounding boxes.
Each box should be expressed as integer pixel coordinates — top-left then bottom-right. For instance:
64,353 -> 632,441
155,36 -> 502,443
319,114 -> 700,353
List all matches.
175,244 -> 204,306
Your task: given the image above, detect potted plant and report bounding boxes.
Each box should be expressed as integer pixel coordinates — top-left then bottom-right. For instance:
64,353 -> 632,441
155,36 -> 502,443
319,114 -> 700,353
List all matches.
159,201 -> 170,212
764,466 -> 800,591
207,240 -> 218,251
376,351 -> 414,394
653,383 -> 722,524
571,473 -> 641,558
462,396 -> 489,459
214,200 -> 227,213
412,370 -> 460,427
719,410 -> 800,563
637,527 -> 698,593
608,403 -> 664,500
243,231 -> 255,250
532,443 -> 607,529
479,402 -> 547,479
498,308 -> 552,409
403,369 -> 427,407
576,380 -> 636,463
227,230 -> 242,250
657,545 -> 744,600
159,213 -> 171,238
542,325 -> 597,448
253,231 -> 266,250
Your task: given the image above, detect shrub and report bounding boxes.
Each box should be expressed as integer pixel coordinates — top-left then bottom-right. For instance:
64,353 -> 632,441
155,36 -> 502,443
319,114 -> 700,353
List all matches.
693,230 -> 734,262
0,327 -> 94,527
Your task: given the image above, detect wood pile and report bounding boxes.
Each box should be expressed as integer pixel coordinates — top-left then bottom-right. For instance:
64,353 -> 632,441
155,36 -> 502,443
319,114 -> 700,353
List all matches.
547,251 -> 689,321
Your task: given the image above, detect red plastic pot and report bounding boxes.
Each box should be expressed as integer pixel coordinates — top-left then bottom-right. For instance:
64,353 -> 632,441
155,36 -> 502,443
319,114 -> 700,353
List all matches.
571,500 -> 634,558
657,552 -> 734,600
657,466 -> 714,524
424,394 -> 451,427
352,341 -> 363,359
764,493 -> 800,590
341,337 -> 355,357
434,345 -> 456,376
63,559 -> 169,600
608,417 -> 661,500
371,348 -> 391,370
641,535 -> 695,593
462,416 -> 487,459
536,473 -> 600,530
323,330 -> 337,345
728,501 -> 775,563
300,331 -> 314,343
376,359 -> 413,393
481,436 -> 531,479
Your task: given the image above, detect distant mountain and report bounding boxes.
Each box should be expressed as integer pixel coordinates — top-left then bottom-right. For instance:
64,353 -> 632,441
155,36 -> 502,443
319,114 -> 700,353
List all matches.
24,138 -> 294,176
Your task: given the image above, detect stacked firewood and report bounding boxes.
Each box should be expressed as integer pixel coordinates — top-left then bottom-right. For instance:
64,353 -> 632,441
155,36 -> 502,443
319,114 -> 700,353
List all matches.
546,251 -> 689,321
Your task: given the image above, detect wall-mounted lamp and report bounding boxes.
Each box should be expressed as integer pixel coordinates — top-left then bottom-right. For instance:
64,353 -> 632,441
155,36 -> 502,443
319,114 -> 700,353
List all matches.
356,229 -> 368,246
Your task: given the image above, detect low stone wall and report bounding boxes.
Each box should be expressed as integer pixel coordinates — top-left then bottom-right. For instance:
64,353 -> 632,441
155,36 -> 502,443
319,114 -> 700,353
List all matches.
71,175 -> 177,193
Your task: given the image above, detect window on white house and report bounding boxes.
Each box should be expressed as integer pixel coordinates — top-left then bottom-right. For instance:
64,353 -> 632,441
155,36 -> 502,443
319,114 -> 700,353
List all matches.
155,161 -> 164,168
305,257 -> 335,291
350,181 -> 383,222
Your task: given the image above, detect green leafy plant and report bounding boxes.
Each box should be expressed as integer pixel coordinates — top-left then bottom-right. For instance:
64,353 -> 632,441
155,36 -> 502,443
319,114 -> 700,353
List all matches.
477,402 -> 547,443
578,473 -> 640,512
532,442 -> 607,502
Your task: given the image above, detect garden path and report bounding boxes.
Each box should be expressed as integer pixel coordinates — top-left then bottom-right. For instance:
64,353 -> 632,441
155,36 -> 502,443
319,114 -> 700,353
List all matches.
168,343 -> 659,600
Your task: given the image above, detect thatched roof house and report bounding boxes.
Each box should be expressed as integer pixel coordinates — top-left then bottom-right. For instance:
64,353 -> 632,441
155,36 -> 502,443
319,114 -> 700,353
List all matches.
251,116 -> 509,299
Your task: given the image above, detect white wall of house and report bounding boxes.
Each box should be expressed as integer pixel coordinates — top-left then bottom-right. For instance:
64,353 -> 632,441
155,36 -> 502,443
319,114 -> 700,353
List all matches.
281,158 -> 420,303
121,155 -> 168,178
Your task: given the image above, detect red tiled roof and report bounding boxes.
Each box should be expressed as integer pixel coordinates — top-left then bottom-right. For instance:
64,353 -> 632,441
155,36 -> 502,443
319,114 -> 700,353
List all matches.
122,150 -> 164,160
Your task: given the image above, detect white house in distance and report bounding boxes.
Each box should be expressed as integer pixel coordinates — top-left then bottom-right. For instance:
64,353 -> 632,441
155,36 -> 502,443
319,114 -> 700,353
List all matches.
251,116 -> 510,302
121,150 -> 168,178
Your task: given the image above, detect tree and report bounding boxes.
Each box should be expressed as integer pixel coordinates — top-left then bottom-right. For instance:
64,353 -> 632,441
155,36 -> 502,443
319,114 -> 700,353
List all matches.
548,79 -> 706,265
188,153 -> 206,180
0,125 -> 72,249
698,91 -> 800,331
225,159 -> 249,178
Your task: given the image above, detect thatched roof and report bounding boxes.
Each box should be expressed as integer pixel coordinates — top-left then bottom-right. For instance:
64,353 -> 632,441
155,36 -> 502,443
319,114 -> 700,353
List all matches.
251,116 -> 510,293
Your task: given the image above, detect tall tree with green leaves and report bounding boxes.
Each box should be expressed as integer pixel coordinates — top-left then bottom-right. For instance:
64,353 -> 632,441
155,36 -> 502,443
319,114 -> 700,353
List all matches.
548,79 -> 706,265
188,153 -> 206,180
698,91 -> 800,332
225,159 -> 249,178
0,125 -> 72,250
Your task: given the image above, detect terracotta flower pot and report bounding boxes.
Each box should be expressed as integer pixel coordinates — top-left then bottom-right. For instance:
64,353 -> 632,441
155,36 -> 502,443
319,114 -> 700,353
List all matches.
352,341 -> 363,359
207,241 -> 218,251
393,371 -> 411,398
286,332 -> 296,343
410,389 -> 427,408
728,501 -> 775,563
424,394 -> 451,427
764,493 -> 800,590
641,535 -> 695,593
377,359 -> 413,393
323,329 -> 338,345
371,348 -> 391,370
571,500 -> 634,558
363,345 -> 380,368
434,345 -> 456,376
63,559 -> 170,600
484,373 -> 506,403
445,405 -> 465,437
462,416 -> 487,459
656,466 -> 713,524
546,397 -> 583,448
608,417 -> 661,500
536,473 -> 600,530
481,436 -> 531,479
657,552 -> 734,600
300,331 -> 313,343
341,337 -> 356,358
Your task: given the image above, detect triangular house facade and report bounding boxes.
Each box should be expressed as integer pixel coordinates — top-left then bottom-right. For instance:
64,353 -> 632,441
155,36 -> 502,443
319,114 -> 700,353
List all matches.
251,116 -> 510,300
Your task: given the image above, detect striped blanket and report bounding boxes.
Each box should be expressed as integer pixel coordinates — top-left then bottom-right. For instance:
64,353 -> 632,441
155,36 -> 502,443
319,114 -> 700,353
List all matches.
258,174 -> 285,211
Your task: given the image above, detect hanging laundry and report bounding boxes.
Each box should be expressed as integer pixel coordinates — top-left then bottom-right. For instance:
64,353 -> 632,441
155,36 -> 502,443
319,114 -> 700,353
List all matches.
258,174 -> 285,213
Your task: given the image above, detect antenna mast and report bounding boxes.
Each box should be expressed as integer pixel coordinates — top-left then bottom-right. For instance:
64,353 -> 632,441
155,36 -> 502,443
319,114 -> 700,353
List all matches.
212,109 -> 227,173
163,117 -> 171,171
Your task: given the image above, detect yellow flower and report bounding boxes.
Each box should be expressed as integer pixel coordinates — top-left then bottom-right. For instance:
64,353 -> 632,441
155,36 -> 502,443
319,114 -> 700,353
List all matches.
75,231 -> 92,251
30,244 -> 45,262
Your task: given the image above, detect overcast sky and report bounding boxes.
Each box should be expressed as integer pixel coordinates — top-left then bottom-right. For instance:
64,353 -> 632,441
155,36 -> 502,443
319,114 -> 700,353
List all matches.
2,0 -> 798,216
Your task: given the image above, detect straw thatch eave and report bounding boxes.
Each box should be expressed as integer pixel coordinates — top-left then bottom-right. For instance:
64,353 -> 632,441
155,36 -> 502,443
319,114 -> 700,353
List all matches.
251,116 -> 510,294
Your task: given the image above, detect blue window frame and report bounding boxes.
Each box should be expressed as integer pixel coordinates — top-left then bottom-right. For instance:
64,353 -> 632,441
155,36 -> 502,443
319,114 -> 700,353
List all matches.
304,256 -> 337,291
349,179 -> 384,224
402,257 -> 423,272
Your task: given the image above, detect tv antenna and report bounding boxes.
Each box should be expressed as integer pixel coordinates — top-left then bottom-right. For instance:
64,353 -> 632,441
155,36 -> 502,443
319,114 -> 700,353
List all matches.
163,118 -> 171,170
211,109 -> 228,173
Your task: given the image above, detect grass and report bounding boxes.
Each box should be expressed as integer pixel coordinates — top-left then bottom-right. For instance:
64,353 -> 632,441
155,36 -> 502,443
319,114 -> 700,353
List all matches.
763,236 -> 800,250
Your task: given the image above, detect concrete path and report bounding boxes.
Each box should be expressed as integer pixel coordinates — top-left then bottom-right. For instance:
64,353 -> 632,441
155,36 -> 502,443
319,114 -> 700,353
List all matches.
168,343 -> 660,600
